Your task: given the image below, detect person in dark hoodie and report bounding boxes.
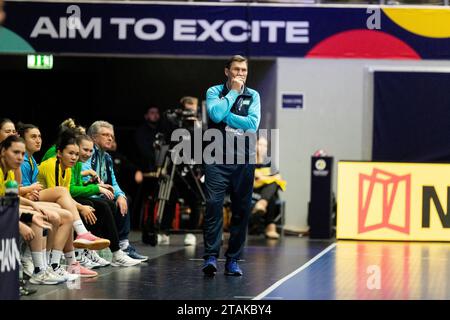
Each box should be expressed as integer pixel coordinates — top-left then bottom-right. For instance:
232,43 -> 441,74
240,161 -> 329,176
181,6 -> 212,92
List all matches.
135,106 -> 161,173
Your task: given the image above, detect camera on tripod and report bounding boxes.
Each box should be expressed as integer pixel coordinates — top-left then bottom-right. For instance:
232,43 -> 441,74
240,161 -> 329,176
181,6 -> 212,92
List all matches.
142,108 -> 206,246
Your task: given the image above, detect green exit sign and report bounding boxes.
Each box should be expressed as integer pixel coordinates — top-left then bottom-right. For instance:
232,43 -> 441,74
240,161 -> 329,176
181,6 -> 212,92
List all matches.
27,54 -> 53,70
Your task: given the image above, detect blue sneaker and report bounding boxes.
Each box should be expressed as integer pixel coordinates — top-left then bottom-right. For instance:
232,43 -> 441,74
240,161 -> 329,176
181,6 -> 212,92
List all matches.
202,256 -> 217,276
124,244 -> 149,262
224,259 -> 243,276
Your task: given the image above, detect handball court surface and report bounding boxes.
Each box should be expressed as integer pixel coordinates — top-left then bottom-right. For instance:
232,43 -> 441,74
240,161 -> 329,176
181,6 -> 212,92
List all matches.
21,232 -> 450,300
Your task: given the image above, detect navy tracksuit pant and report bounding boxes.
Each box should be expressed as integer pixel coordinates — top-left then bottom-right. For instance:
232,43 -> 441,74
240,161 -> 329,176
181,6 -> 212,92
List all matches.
203,163 -> 255,260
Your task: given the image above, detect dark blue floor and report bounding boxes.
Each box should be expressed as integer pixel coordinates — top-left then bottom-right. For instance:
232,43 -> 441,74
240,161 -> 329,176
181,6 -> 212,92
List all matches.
257,243 -> 337,300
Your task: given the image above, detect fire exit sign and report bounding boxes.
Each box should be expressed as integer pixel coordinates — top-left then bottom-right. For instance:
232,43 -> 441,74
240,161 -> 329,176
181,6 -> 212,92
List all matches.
27,54 -> 53,70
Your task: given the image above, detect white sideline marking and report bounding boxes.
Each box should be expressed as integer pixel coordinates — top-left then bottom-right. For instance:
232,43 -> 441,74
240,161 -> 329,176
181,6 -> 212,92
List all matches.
253,242 -> 337,300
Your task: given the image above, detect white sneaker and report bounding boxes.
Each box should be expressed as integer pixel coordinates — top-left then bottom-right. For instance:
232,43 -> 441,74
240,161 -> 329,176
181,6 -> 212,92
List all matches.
53,265 -> 79,282
157,234 -> 170,245
85,249 -> 111,267
29,267 -> 66,285
111,250 -> 142,267
21,256 -> 34,278
45,266 -> 68,283
76,250 -> 101,269
184,233 -> 196,246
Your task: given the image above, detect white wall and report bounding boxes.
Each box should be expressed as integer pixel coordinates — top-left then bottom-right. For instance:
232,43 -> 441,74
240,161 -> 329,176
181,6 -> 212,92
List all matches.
276,58 -> 450,232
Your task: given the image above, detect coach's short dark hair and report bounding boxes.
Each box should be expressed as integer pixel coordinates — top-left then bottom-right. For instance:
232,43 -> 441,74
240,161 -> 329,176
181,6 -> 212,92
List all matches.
225,55 -> 248,69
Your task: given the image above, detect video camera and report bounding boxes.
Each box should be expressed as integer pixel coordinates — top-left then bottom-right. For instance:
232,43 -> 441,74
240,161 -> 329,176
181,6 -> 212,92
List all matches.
164,108 -> 198,130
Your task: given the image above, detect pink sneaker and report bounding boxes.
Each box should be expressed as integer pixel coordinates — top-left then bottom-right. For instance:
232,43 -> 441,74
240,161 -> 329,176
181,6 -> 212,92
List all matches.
68,262 -> 98,278
73,232 -> 110,250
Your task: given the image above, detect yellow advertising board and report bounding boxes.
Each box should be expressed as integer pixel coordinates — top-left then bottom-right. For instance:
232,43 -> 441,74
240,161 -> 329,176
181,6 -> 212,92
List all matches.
337,161 -> 450,241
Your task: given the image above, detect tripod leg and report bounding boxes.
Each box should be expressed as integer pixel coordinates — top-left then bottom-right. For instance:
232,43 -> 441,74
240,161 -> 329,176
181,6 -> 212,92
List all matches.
155,155 -> 170,229
188,166 -> 206,203
156,159 -> 177,228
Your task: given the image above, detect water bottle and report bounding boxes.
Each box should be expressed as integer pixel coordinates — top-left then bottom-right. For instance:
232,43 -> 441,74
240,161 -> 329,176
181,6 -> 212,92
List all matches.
19,262 -> 24,282
98,248 -> 112,262
5,180 -> 19,197
3,180 -> 18,206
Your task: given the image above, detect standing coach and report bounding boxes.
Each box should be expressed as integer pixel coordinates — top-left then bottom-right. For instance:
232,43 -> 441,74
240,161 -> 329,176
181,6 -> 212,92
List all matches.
202,55 -> 261,276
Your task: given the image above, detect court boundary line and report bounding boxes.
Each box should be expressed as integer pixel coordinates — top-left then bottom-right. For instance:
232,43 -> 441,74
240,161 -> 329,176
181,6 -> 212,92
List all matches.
253,242 -> 337,300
